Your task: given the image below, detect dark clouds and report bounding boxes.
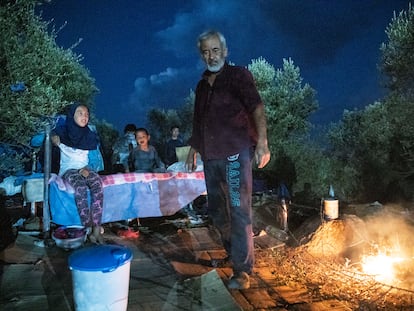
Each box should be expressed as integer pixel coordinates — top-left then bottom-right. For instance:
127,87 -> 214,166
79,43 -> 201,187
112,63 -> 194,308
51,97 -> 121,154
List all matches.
262,1 -> 384,64
41,0 -> 411,131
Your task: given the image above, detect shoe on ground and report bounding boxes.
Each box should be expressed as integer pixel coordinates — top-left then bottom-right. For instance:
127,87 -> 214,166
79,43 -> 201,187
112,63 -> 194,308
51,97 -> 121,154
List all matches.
227,271 -> 250,290
117,228 -> 139,239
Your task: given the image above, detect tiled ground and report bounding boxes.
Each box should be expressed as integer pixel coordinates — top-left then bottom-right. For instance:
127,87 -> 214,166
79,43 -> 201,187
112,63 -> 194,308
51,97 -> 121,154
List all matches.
0,212 -> 351,311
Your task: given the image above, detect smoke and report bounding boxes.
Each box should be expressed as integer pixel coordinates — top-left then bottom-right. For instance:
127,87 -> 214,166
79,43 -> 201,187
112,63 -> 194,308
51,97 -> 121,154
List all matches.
357,204 -> 414,289
364,205 -> 414,258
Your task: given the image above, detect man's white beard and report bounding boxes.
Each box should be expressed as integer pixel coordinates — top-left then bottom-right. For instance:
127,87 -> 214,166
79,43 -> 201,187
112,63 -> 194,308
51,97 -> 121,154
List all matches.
207,59 -> 225,72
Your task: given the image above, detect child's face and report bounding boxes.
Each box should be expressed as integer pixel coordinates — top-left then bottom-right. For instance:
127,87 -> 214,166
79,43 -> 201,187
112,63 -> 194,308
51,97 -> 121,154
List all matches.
135,130 -> 149,147
74,105 -> 89,127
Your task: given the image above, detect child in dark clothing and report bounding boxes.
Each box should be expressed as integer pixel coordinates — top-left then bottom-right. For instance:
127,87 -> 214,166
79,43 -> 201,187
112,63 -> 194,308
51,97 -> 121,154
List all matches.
164,125 -> 185,166
127,127 -> 165,231
130,128 -> 166,173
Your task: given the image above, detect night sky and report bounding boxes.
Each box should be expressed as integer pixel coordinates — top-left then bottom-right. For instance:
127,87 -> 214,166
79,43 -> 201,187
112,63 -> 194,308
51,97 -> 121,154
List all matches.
39,0 -> 411,132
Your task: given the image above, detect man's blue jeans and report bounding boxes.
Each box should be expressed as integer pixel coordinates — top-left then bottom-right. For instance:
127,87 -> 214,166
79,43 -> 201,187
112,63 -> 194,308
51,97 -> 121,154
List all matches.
203,148 -> 254,274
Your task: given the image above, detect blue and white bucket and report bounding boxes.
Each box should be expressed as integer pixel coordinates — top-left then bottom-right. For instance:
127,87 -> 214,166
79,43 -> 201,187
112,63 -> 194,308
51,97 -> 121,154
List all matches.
68,245 -> 133,311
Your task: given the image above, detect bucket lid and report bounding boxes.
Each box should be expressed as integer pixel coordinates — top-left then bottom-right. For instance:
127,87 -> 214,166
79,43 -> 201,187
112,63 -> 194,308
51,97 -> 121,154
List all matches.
69,245 -> 133,272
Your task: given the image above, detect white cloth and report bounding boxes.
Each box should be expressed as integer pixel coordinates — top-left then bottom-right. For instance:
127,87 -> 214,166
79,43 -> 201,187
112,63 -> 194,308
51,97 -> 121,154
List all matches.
167,160 -> 204,172
0,176 -> 21,196
59,143 -> 89,175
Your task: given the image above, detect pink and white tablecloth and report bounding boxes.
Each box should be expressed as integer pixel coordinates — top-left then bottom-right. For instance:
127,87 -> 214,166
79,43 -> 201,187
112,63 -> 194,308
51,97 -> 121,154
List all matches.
49,172 -> 206,226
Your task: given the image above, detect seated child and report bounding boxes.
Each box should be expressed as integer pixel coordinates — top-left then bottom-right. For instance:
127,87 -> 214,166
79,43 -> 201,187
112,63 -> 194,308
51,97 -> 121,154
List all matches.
130,128 -> 166,173
51,103 -> 104,244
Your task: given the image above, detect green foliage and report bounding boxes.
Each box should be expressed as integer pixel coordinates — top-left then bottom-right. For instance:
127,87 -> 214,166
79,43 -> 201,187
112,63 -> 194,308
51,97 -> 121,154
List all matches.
249,57 -> 319,195
0,0 -> 98,143
323,4 -> 414,202
328,102 -> 393,201
380,4 -> 414,184
146,91 -> 194,160
176,90 -> 196,141
248,57 -> 318,154
329,103 -> 392,163
378,3 -> 414,200
285,139 -> 338,199
0,0 -> 98,174
384,94 -> 414,195
380,3 -> 414,96
248,57 -> 275,93
0,146 -> 28,175
94,119 -> 119,173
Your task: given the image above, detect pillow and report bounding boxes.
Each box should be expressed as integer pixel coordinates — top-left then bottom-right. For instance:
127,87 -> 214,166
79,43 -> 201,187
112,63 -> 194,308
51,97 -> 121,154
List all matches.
175,146 -> 191,163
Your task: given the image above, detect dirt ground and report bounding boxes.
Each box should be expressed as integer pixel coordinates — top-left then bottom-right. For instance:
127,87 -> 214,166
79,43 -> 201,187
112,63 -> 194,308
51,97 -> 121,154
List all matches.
253,195 -> 414,310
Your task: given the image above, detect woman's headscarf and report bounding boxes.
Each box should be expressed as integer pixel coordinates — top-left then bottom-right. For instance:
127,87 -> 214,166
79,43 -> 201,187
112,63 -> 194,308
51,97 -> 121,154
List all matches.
54,103 -> 98,150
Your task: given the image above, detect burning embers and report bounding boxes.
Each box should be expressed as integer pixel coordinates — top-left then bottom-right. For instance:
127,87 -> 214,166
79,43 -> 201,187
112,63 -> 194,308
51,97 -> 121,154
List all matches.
298,207 -> 414,289
357,210 -> 414,289
361,250 -> 406,284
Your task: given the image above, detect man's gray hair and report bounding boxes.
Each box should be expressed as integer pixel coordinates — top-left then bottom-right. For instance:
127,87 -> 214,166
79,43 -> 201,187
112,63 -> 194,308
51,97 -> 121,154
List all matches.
197,30 -> 227,51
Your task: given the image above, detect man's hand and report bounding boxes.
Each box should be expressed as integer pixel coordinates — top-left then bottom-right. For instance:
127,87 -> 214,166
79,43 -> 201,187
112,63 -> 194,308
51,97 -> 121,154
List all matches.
255,140 -> 271,169
252,104 -> 271,168
185,147 -> 198,172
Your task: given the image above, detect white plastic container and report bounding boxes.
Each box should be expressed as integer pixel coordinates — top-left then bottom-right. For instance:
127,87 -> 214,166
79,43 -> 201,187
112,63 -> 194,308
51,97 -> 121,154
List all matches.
68,245 -> 133,311
324,198 -> 339,220
22,178 -> 44,202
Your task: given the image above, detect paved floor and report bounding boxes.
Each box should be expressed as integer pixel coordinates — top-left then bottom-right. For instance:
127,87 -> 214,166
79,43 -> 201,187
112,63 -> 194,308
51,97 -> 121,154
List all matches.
0,221 -> 235,309
0,204 -> 352,310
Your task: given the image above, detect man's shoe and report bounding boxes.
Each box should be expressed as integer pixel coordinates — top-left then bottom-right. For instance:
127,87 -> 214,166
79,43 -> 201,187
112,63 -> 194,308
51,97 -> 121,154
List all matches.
227,271 -> 250,290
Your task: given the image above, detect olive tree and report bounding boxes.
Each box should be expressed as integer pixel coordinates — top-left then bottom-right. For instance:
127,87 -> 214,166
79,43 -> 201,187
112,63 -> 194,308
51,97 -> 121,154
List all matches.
328,102 -> 393,201
379,4 -> 414,200
0,0 -> 98,174
249,57 -> 318,150
380,4 -> 414,96
146,91 -> 194,160
324,4 -> 414,201
248,57 -> 319,194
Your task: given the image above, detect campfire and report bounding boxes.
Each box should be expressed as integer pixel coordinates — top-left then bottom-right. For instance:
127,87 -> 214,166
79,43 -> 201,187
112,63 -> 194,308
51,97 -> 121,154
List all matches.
358,215 -> 414,289
296,210 -> 414,291
361,250 -> 406,284
252,201 -> 414,309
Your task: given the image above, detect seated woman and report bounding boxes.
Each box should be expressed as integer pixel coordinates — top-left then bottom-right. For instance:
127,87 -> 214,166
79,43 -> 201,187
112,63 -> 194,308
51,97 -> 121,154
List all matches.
51,102 -> 104,244
130,128 -> 166,173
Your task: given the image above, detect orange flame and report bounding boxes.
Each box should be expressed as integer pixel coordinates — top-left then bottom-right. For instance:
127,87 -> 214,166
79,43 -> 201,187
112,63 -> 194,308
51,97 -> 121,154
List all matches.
361,252 -> 405,284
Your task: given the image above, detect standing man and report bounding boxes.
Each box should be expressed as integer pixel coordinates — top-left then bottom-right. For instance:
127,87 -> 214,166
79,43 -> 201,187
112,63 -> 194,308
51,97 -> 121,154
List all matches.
186,30 -> 271,290
164,125 -> 185,166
